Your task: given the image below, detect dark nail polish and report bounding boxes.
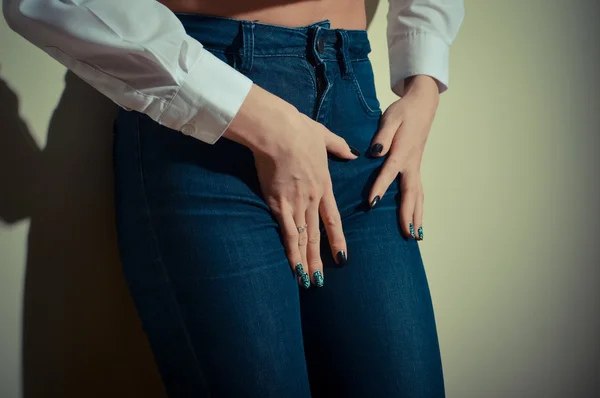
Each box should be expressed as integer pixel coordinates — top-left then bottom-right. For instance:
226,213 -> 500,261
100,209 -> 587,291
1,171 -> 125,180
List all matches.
313,270 -> 324,287
295,263 -> 305,276
349,145 -> 361,157
336,250 -> 348,266
369,195 -> 380,209
409,223 -> 415,238
418,226 -> 424,240
369,143 -> 383,156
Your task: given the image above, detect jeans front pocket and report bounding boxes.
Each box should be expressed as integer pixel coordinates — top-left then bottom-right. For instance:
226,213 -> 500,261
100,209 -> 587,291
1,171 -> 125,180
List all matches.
351,58 -> 382,118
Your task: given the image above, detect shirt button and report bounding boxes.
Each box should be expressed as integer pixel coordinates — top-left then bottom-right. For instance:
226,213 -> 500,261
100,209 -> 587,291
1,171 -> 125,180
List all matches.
316,36 -> 325,53
181,123 -> 196,135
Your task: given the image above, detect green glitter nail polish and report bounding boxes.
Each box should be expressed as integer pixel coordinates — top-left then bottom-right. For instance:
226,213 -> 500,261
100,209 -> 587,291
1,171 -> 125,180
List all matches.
409,222 -> 415,238
294,263 -> 310,288
300,272 -> 311,289
313,270 -> 324,287
418,226 -> 424,240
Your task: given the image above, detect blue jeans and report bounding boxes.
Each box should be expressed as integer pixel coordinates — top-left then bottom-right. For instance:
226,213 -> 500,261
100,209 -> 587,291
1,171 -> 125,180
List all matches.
112,13 -> 445,398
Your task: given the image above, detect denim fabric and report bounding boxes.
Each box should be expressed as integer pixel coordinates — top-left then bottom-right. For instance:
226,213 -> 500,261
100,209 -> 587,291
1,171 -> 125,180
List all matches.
112,13 -> 444,398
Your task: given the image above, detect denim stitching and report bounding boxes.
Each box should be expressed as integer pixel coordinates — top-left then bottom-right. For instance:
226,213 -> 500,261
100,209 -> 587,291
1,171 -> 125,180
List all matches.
302,59 -> 317,102
350,61 -> 381,117
314,67 -> 331,121
203,49 -> 369,62
352,77 -> 380,116
134,114 -> 210,395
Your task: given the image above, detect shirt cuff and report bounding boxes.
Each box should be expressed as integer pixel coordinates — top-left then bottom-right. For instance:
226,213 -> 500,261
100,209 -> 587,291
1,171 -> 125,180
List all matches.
388,31 -> 450,97
158,49 -> 253,144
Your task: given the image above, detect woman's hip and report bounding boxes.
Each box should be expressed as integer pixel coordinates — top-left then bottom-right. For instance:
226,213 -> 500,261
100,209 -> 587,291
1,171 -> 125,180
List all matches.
111,11 -> 393,260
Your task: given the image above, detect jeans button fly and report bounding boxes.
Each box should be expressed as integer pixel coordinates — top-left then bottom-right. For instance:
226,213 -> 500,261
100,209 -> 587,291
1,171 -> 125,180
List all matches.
316,36 -> 325,53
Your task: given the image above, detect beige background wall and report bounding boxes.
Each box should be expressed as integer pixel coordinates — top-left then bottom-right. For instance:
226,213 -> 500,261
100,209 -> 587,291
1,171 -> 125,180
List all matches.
1,0 -> 598,397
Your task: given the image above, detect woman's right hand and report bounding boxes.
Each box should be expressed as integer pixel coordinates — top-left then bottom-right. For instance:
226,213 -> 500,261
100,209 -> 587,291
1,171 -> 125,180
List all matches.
224,84 -> 359,288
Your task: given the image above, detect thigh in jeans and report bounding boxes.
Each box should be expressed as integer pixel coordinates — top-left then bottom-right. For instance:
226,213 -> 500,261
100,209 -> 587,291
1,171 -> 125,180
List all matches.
299,57 -> 446,397
113,110 -> 311,398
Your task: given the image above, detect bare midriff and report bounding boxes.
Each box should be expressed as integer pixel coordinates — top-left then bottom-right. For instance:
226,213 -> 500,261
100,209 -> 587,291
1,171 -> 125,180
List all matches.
158,0 -> 367,30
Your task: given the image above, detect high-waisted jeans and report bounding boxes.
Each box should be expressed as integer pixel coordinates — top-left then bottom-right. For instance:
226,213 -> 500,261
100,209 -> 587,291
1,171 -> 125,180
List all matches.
112,13 -> 445,398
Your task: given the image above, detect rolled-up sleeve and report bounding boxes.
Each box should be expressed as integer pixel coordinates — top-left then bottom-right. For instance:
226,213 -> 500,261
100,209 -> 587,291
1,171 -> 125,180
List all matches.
2,0 -> 253,144
387,0 -> 465,96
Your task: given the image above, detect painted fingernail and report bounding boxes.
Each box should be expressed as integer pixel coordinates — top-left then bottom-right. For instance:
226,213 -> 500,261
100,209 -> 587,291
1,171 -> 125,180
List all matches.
369,143 -> 383,156
313,270 -> 324,287
294,263 -> 311,288
418,226 -> 424,240
369,195 -> 380,210
349,145 -> 361,157
336,250 -> 348,266
300,272 -> 311,289
409,222 -> 416,238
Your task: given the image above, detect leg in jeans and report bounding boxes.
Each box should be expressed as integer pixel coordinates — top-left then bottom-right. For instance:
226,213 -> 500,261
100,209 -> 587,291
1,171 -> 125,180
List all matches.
113,109 -> 312,397
299,32 -> 446,397
112,16 -> 328,397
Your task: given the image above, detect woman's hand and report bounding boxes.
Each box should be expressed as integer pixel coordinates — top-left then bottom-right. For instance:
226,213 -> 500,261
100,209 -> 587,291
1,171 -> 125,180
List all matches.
224,84 -> 359,288
367,75 -> 440,241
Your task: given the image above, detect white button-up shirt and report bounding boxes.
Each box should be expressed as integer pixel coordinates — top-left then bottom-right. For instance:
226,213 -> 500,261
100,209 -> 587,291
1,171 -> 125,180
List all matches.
3,0 -> 464,144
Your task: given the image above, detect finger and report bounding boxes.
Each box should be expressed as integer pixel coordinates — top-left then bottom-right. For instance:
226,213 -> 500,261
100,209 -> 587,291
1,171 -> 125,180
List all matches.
306,202 -> 324,287
368,114 -> 401,158
322,127 -> 360,160
294,207 -> 311,289
319,186 -> 348,267
276,205 -> 304,278
368,153 -> 400,211
413,189 -> 424,240
398,174 -> 419,239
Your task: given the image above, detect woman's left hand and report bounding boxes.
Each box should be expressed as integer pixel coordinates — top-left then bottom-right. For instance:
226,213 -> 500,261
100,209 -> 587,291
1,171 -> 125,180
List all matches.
367,75 -> 440,241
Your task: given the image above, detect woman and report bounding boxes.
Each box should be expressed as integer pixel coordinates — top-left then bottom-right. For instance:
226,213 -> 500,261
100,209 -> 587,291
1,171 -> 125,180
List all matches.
4,0 -> 464,396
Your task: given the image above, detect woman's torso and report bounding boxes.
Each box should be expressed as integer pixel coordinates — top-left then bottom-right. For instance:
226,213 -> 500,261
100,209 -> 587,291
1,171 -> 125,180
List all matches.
158,0 -> 367,29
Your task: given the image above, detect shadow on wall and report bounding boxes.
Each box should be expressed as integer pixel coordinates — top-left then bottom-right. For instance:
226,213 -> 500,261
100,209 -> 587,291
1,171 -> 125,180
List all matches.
0,72 -> 166,398
0,0 -> 380,396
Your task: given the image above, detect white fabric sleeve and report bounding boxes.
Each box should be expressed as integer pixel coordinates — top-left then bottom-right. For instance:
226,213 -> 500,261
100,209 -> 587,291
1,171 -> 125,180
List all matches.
2,0 -> 253,144
387,0 -> 465,96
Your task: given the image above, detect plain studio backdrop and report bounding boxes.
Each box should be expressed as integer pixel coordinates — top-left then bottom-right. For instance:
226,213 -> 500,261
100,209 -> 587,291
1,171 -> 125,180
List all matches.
1,1 -> 599,397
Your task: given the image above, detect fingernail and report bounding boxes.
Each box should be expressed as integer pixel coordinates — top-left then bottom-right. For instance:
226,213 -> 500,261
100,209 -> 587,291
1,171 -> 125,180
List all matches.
313,270 -> 324,287
336,250 -> 348,266
369,195 -> 380,209
409,222 -> 416,238
300,273 -> 311,289
295,263 -> 311,289
418,226 -> 424,240
349,145 -> 361,157
369,143 -> 383,156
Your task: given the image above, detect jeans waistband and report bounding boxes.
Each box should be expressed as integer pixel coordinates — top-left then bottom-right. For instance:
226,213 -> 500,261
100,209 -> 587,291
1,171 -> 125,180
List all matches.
173,13 -> 372,62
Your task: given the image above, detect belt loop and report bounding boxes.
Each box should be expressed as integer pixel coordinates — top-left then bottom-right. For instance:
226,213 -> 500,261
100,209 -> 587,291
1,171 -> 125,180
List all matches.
337,30 -> 354,80
240,21 -> 255,73
311,26 -> 324,63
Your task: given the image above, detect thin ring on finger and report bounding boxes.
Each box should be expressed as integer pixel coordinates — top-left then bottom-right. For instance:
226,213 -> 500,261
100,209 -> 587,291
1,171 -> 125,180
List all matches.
279,208 -> 305,280
297,223 -> 308,234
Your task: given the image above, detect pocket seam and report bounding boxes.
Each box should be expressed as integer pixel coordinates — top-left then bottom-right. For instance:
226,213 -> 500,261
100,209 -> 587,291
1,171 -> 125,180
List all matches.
351,60 -> 381,118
